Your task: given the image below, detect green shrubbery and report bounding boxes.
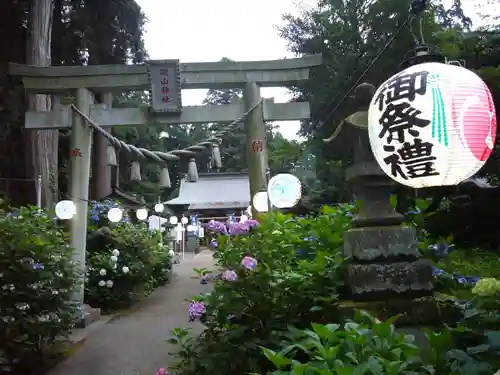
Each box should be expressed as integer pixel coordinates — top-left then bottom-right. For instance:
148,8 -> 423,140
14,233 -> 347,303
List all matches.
259,311 -> 498,375
168,206 -> 352,375
0,201 -> 173,373
168,203 -> 500,375
0,206 -> 77,373
85,222 -> 172,311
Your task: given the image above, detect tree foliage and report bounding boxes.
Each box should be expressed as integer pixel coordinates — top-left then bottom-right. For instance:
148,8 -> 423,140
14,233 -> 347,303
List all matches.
278,0 -> 500,203
0,0 -> 147,206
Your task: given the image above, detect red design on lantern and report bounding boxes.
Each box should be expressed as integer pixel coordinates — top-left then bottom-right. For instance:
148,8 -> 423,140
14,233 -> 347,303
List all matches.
451,79 -> 497,162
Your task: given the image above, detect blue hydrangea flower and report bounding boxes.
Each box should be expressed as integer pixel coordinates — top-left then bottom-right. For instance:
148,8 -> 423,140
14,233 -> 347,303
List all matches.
432,267 -> 445,277
32,262 -> 44,270
428,243 -> 455,257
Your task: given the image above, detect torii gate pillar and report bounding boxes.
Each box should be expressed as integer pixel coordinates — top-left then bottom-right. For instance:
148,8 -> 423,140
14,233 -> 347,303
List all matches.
69,87 -> 94,306
243,82 -> 269,218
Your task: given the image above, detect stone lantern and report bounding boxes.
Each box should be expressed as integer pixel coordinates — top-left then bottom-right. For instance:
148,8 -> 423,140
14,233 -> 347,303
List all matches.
324,83 -> 456,327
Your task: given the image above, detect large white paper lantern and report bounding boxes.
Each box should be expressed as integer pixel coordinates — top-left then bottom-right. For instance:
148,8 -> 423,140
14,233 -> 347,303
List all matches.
267,173 -> 302,208
107,207 -> 123,223
252,191 -> 269,212
136,208 -> 148,221
368,62 -> 496,188
55,200 -> 76,220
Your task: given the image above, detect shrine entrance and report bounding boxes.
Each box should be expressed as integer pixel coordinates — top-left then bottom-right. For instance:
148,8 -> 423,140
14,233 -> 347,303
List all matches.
9,54 -> 322,306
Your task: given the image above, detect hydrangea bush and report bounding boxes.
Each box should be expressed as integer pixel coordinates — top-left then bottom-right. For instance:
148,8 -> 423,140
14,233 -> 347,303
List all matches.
85,222 -> 172,311
260,311 -> 497,375
0,206 -> 77,373
87,199 -> 130,228
168,205 -> 353,375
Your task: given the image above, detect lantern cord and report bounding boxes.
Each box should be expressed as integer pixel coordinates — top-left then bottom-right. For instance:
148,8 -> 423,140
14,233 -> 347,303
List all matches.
70,97 -> 262,164
314,14 -> 415,132
419,16 -> 426,44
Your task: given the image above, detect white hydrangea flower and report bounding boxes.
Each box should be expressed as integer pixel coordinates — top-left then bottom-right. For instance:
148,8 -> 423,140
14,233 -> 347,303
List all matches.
110,255 -> 118,263
122,266 -> 130,274
99,268 -> 107,276
168,250 -> 175,257
112,249 -> 120,257
2,316 -> 14,323
106,280 -> 114,288
38,315 -> 50,322
98,280 -> 106,287
112,263 -> 117,270
15,303 -> 30,311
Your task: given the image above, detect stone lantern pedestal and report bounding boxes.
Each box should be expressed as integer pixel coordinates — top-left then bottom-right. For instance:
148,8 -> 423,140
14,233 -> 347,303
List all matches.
325,83 -> 458,328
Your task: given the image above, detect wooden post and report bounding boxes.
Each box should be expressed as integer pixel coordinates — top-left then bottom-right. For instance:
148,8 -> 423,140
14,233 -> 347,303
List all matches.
69,87 -> 93,305
243,82 -> 268,218
91,92 -> 112,199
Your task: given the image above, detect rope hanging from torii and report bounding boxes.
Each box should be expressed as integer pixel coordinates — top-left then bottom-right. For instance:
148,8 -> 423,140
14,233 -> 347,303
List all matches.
70,97 -> 262,187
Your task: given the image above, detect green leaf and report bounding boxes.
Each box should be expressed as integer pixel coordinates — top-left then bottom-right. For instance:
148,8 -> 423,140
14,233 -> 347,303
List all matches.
260,347 -> 292,368
466,344 -> 490,355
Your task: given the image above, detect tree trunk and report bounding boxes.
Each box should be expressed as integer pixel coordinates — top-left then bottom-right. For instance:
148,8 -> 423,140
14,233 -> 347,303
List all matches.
25,0 -> 58,209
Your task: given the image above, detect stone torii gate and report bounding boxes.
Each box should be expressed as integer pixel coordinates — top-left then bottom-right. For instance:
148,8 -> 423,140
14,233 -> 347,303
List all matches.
9,55 -> 322,308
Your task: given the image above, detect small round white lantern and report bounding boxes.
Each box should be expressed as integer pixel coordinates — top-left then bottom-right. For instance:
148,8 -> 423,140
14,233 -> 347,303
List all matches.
181,216 -> 188,225
154,203 -> 164,213
136,208 -> 148,221
252,191 -> 269,213
368,62 -> 496,188
267,173 -> 302,208
107,207 -> 123,223
169,216 -> 178,225
55,200 -> 76,220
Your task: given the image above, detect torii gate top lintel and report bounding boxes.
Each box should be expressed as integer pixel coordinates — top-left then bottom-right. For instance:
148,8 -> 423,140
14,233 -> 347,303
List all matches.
8,54 -> 323,92
10,54 -> 323,129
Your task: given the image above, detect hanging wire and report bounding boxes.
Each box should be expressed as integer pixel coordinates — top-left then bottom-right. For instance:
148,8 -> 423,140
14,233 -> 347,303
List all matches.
314,15 -> 414,132
419,15 -> 426,44
314,0 -> 427,133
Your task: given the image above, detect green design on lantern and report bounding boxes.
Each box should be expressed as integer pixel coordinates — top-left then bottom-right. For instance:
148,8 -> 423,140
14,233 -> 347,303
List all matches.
430,73 -> 448,147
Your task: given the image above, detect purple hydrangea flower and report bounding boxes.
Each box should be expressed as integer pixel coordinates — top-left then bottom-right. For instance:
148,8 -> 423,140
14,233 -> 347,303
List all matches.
199,273 -> 219,285
205,220 -> 227,234
221,270 -> 238,281
209,239 -> 218,248
188,301 -> 206,322
228,219 -> 259,236
241,256 -> 258,270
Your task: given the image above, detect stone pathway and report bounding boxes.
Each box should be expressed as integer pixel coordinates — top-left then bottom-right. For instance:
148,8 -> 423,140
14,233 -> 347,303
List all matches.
48,250 -> 215,375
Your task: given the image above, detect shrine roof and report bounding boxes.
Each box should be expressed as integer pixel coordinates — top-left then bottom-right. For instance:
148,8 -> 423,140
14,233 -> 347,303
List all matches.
163,172 -> 250,210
